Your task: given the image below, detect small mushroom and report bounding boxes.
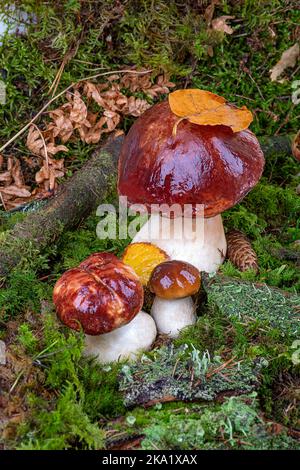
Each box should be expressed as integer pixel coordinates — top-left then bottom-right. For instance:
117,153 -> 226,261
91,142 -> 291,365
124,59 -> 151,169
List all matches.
149,260 -> 201,300
53,252 -> 157,363
148,260 -> 200,336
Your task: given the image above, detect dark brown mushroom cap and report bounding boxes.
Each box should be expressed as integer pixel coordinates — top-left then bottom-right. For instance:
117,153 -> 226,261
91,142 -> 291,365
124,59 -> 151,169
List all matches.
149,260 -> 201,299
53,252 -> 144,335
118,101 -> 265,217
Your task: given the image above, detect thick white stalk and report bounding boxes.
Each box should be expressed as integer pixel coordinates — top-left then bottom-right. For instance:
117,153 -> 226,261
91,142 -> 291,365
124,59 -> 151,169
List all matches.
84,311 -> 157,363
132,213 -> 226,272
151,296 -> 196,338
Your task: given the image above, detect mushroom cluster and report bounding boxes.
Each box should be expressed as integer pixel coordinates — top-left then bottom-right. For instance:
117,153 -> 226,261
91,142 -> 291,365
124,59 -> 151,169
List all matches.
53,90 -> 265,360
53,252 -> 157,363
118,98 -> 264,337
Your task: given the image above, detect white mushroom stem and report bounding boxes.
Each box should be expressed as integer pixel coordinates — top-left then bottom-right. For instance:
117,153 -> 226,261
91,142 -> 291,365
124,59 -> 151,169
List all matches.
132,213 -> 226,272
132,213 -> 227,337
151,296 -> 196,338
84,311 -> 157,364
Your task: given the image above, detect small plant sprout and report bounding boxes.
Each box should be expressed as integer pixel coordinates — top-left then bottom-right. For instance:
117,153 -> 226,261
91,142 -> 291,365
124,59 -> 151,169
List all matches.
190,347 -> 211,379
121,365 -> 133,383
126,415 -> 136,426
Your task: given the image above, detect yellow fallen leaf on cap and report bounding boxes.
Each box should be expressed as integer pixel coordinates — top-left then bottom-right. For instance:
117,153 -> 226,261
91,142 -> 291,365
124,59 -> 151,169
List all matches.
169,89 -> 253,133
122,242 -> 169,286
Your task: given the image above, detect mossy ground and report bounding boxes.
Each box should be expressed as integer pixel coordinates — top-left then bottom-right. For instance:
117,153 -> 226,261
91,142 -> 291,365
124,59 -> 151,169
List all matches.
0,0 -> 299,450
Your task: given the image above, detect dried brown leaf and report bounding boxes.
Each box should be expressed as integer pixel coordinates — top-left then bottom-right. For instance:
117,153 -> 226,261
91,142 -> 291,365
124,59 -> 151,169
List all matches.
47,109 -> 74,142
26,126 -> 44,156
0,171 -> 12,184
270,43 -> 300,82
0,185 -> 31,198
204,1 -> 220,25
4,197 -> 32,210
107,74 -> 120,82
211,15 -> 235,35
11,158 -> 24,188
35,165 -> 49,185
84,82 -> 106,107
0,157 -> 26,195
124,96 -> 151,117
35,157 -> 65,191
69,90 -> 88,124
79,116 -> 106,144
120,71 -> 151,92
46,143 -> 68,155
7,156 -> 14,172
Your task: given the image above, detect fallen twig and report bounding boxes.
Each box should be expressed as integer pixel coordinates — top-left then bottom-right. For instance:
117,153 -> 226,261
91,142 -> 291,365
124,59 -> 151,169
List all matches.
0,133 -> 124,277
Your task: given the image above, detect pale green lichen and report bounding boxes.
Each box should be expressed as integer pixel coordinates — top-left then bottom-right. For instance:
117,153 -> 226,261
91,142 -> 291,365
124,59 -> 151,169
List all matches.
202,274 -> 300,339
119,344 -> 265,408
140,394 -> 300,450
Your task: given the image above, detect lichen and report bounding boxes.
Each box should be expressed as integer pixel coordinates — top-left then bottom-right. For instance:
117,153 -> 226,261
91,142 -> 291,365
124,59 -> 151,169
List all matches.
202,274 -> 300,339
119,344 -> 265,408
140,394 -> 300,450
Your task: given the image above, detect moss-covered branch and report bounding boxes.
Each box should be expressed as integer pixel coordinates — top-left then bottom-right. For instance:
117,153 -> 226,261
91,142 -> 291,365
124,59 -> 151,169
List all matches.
0,134 -> 124,276
258,135 -> 294,159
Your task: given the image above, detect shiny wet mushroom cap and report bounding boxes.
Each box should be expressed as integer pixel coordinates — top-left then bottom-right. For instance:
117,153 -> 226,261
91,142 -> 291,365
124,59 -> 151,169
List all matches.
53,252 -> 144,335
118,100 -> 264,217
149,260 -> 201,299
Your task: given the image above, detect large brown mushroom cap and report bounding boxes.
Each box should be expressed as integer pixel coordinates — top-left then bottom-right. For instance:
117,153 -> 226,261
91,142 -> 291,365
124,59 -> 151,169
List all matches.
53,252 -> 144,335
118,101 -> 265,217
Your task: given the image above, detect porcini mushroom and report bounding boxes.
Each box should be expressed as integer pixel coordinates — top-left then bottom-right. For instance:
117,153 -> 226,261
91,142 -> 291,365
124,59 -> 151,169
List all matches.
53,252 -> 157,363
118,97 -> 264,336
149,260 -> 201,300
118,100 -> 264,271
149,260 -> 200,337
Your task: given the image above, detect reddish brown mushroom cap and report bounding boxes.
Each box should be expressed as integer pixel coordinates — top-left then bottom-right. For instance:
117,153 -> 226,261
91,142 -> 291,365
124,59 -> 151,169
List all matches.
118,101 -> 265,217
53,252 -> 144,335
149,260 -> 201,299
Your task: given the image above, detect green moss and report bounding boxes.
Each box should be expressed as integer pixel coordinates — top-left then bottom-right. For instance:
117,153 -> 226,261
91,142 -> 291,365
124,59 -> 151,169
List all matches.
140,394 -> 299,450
105,392 -> 299,450
174,305 -> 229,354
244,182 -> 300,232
202,274 -> 300,340
0,211 -> 27,231
17,383 -> 105,450
7,313 -> 124,449
56,213 -> 129,271
224,181 -> 300,240
79,360 -> 126,420
0,268 -> 52,320
17,324 -> 39,355
258,352 -> 300,430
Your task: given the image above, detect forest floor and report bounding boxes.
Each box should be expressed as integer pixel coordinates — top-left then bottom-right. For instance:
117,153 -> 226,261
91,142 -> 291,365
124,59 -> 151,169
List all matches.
0,0 -> 299,450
